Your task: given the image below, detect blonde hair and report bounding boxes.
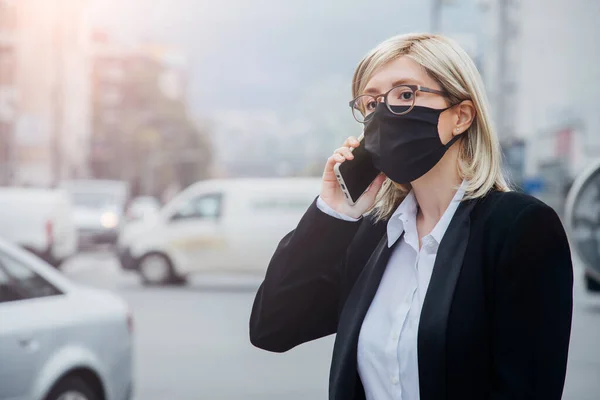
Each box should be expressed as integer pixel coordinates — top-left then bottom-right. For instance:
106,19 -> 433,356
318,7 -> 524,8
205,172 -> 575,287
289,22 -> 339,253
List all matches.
352,33 -> 511,221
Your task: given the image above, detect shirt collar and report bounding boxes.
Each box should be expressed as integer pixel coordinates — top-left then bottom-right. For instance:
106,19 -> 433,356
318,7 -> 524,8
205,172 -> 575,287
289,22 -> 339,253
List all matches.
387,191 -> 418,248
386,180 -> 468,248
427,180 -> 467,246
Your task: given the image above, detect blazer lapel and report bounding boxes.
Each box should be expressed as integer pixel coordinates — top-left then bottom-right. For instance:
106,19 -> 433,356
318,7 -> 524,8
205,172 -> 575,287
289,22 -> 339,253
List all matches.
417,198 -> 478,400
329,233 -> 399,400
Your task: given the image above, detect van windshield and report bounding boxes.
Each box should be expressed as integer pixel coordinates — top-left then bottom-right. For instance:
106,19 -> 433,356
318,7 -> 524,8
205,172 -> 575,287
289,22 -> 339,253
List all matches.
72,192 -> 119,210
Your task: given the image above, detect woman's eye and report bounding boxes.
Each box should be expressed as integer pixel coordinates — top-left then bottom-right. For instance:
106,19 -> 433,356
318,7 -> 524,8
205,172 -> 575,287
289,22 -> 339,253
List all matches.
366,101 -> 377,111
400,91 -> 413,101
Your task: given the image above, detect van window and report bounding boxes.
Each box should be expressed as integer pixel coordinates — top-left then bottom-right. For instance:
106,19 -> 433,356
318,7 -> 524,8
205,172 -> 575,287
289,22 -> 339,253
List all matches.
171,193 -> 222,221
0,252 -> 62,303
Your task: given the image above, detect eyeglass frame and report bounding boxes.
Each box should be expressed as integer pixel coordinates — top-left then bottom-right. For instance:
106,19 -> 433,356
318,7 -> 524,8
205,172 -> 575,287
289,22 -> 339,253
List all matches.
348,84 -> 450,123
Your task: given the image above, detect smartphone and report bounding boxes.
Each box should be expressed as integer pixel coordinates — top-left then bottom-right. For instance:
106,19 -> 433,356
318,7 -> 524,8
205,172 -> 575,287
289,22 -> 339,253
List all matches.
333,134 -> 380,205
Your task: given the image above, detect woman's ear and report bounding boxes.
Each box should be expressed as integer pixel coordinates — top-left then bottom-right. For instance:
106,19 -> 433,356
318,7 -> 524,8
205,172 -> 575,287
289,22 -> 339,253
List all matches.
453,100 -> 476,136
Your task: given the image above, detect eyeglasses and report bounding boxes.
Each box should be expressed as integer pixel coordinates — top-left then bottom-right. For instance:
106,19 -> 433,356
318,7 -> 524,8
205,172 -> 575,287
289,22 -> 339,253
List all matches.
349,84 -> 448,123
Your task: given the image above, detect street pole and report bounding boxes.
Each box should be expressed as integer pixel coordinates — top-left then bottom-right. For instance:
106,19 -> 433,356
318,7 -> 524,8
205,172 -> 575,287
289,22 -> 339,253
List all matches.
51,0 -> 64,186
0,0 -> 17,185
496,0 -> 508,140
431,0 -> 442,32
496,0 -> 518,141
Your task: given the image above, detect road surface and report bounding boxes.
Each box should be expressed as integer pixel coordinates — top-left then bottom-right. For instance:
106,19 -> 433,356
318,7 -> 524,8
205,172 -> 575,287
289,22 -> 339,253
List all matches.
62,252 -> 600,400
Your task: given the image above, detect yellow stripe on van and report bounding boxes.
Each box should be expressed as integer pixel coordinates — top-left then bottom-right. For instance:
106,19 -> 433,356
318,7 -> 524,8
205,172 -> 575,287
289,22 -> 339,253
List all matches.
169,237 -> 227,250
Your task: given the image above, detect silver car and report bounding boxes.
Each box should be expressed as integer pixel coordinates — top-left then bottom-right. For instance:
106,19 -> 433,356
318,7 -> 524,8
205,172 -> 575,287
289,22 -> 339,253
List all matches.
0,239 -> 133,400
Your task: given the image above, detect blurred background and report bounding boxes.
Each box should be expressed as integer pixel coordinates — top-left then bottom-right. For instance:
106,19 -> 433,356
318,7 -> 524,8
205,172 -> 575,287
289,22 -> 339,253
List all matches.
0,0 -> 599,399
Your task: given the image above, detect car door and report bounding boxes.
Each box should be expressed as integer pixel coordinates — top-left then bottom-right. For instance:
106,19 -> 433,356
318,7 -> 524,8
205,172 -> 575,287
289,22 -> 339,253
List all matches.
0,251 -> 66,400
163,192 -> 228,273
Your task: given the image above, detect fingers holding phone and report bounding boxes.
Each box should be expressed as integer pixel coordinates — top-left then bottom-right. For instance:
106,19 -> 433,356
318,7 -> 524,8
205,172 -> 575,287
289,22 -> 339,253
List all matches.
336,136 -> 360,159
322,136 -> 359,183
321,136 -> 385,219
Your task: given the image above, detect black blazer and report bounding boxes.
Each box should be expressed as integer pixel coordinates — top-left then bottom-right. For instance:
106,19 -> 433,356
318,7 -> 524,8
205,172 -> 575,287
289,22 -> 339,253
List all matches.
249,190 -> 573,400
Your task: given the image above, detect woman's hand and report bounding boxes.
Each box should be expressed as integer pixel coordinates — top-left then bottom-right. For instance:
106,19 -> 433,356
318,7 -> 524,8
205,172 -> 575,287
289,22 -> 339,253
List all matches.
320,136 -> 386,219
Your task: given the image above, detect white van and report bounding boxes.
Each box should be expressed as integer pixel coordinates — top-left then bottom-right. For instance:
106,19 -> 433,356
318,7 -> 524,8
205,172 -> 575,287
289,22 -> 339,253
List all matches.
117,178 -> 322,284
0,188 -> 77,267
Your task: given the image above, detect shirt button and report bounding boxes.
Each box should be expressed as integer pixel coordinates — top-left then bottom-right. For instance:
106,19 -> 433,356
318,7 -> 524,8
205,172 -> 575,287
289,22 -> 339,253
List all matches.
425,240 -> 437,253
391,376 -> 399,384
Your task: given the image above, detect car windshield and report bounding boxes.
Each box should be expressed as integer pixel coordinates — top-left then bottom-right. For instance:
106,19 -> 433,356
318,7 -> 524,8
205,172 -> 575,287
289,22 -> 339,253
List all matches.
72,192 -> 118,209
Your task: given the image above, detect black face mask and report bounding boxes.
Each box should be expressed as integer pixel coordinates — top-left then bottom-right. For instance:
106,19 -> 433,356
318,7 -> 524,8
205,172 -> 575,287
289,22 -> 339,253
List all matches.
363,103 -> 462,184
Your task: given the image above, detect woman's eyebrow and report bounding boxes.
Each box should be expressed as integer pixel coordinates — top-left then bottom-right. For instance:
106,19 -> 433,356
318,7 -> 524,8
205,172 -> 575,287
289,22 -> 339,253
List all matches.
363,78 -> 424,95
390,78 -> 422,87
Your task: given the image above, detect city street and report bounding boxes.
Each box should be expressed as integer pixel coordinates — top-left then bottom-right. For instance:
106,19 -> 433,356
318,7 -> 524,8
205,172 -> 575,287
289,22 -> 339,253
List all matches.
62,252 -> 600,400
62,252 -> 333,400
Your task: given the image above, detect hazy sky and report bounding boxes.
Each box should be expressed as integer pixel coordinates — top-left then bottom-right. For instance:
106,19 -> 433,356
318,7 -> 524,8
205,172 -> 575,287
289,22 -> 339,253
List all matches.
88,0 -> 481,121
85,0 -> 600,181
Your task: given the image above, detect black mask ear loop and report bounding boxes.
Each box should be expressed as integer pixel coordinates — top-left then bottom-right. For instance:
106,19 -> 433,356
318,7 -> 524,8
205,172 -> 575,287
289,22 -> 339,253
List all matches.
440,101 -> 465,149
436,103 -> 461,150
444,132 -> 464,149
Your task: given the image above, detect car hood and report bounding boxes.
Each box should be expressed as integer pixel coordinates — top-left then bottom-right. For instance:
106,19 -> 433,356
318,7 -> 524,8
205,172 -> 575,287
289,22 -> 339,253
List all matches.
73,207 -> 121,230
68,285 -> 129,315
73,208 -> 104,229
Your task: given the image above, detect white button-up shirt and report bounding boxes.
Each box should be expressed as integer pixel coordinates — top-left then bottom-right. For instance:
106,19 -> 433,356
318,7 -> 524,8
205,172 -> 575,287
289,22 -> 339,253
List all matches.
316,181 -> 466,400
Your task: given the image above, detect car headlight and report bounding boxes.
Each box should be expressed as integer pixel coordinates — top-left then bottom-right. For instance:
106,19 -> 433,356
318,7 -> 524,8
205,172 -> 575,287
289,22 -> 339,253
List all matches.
101,212 -> 119,229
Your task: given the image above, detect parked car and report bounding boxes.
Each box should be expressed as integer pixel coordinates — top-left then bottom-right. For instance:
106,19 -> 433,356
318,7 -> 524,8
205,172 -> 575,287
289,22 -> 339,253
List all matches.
0,188 -> 77,267
565,158 -> 600,292
0,237 -> 133,400
125,196 -> 161,222
60,180 -> 130,248
117,178 -> 321,285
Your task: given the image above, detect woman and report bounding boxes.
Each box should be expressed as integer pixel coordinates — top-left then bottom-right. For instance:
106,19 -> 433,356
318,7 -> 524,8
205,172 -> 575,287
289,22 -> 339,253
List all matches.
249,33 -> 573,400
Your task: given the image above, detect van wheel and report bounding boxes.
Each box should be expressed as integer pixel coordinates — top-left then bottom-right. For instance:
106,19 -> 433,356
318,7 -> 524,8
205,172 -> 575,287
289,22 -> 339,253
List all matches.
44,376 -> 98,400
585,273 -> 600,293
138,253 -> 184,286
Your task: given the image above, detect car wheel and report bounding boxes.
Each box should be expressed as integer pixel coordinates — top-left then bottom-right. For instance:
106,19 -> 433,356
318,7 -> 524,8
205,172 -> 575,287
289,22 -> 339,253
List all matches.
45,376 -> 98,400
585,273 -> 600,293
49,256 -> 66,269
138,252 -> 184,285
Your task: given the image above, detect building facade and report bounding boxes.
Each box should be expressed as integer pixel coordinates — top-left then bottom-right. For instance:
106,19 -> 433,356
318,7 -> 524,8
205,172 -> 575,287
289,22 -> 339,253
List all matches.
89,35 -> 211,197
0,0 -> 17,184
0,0 -> 91,186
